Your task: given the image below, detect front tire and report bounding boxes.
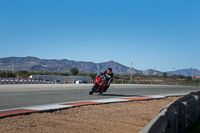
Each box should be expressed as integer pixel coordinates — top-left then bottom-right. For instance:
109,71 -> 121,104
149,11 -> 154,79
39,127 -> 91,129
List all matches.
89,84 -> 98,95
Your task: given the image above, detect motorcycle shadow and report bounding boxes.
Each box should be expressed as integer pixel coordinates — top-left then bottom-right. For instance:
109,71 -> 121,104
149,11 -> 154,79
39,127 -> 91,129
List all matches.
99,94 -> 140,97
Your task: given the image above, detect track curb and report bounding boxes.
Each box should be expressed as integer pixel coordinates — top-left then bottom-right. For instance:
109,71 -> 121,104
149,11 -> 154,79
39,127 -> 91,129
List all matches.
0,95 -> 166,118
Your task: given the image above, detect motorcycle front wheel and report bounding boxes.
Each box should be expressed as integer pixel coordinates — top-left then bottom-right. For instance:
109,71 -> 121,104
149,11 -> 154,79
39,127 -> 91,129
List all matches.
89,84 -> 98,95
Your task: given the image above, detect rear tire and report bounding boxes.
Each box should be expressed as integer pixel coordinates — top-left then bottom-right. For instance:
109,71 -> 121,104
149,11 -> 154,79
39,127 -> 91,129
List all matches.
99,89 -> 104,94
89,84 -> 97,95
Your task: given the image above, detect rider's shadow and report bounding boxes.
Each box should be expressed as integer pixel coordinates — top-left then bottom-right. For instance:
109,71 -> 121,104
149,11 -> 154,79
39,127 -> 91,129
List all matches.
99,94 -> 140,97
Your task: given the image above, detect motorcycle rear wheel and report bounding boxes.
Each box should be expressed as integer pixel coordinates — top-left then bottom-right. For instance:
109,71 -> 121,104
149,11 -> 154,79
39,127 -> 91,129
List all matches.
89,84 -> 98,95
99,88 -> 104,94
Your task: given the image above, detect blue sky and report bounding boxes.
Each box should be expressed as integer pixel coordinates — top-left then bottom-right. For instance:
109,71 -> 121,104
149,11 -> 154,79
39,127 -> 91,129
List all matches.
0,0 -> 199,72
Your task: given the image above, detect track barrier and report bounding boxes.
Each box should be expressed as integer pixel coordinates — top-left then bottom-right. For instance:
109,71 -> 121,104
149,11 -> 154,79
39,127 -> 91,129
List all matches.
141,91 -> 200,133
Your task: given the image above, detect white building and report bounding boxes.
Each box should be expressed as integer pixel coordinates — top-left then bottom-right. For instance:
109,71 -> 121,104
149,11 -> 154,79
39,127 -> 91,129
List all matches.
29,75 -> 91,84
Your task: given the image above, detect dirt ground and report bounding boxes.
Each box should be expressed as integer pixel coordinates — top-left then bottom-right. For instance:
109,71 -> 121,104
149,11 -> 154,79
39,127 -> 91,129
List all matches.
0,96 -> 181,133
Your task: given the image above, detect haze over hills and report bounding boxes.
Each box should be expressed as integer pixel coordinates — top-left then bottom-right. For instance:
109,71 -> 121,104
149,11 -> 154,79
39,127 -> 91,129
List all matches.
0,56 -> 199,76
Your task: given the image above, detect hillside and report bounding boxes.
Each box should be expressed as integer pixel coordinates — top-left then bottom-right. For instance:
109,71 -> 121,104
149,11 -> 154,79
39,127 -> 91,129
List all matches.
0,56 -> 199,76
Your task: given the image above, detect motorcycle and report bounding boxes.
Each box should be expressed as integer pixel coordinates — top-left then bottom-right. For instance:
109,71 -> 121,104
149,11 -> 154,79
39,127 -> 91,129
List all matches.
89,75 -> 107,95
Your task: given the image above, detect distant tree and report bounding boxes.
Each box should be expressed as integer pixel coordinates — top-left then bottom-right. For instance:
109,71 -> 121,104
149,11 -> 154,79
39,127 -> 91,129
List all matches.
185,76 -> 192,82
70,67 -> 79,75
178,75 -> 185,79
60,72 -> 70,76
162,72 -> 168,78
172,74 -> 176,78
88,73 -> 97,80
114,74 -> 120,79
0,71 -> 15,77
18,70 -> 28,77
79,73 -> 88,76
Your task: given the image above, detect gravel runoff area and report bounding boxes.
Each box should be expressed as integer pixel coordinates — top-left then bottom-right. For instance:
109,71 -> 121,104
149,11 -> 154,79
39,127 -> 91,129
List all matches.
0,96 -> 181,133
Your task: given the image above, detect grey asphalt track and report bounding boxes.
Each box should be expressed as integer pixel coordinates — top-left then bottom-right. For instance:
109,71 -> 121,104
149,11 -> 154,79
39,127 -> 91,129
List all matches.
0,84 -> 200,110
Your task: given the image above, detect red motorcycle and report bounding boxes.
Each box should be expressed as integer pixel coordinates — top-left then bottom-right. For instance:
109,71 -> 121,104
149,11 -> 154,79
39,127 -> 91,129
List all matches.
89,75 -> 107,95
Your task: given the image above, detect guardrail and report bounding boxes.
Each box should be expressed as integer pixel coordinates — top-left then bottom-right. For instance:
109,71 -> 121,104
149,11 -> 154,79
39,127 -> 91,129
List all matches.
141,91 -> 200,133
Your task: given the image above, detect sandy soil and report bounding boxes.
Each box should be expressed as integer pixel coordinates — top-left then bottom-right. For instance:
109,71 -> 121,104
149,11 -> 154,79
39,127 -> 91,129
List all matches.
0,96 -> 181,133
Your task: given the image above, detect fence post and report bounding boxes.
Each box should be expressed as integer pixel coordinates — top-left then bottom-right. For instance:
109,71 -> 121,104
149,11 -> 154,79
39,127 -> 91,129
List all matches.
179,102 -> 186,133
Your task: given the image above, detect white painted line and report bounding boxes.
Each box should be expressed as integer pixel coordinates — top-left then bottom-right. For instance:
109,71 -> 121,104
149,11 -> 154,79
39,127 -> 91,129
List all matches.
160,93 -> 188,96
146,95 -> 166,98
22,104 -> 72,111
91,98 -> 130,103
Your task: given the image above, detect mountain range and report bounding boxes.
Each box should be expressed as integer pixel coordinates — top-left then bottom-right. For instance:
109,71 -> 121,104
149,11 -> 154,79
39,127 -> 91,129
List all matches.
0,56 -> 199,76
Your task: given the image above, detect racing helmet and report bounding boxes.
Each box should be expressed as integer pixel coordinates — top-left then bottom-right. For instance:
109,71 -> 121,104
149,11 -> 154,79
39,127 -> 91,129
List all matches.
107,67 -> 112,74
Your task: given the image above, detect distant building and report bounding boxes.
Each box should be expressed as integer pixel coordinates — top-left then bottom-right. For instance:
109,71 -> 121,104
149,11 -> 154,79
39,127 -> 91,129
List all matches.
29,75 -> 91,84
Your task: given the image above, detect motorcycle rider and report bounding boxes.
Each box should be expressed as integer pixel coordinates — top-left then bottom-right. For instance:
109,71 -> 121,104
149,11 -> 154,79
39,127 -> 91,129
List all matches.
97,67 -> 114,92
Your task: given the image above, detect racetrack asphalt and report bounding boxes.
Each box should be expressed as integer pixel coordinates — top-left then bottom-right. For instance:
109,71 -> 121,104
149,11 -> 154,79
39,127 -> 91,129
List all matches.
0,84 -> 200,117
